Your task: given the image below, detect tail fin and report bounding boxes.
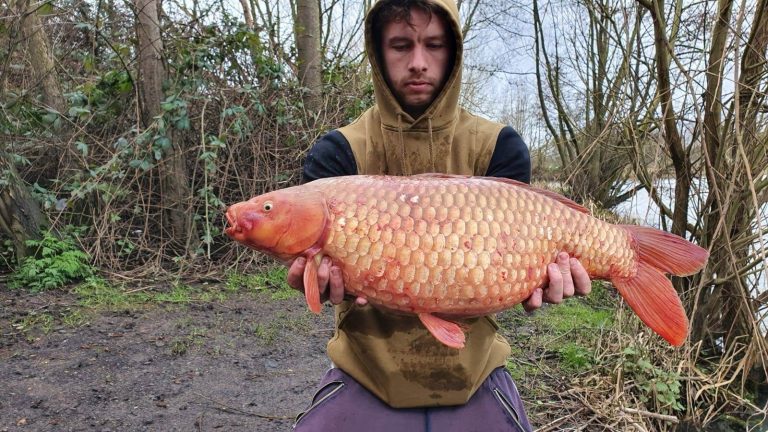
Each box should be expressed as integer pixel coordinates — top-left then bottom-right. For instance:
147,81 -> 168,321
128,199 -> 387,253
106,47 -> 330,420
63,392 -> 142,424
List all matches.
621,225 -> 709,276
613,262 -> 689,345
612,226 -> 709,346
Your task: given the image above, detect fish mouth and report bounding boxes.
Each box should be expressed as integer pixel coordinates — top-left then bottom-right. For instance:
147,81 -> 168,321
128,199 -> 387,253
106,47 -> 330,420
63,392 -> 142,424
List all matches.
224,206 -> 281,250
224,206 -> 250,240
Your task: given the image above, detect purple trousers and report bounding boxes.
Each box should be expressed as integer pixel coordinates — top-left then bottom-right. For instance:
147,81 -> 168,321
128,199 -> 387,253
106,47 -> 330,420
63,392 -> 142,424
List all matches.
293,367 -> 533,432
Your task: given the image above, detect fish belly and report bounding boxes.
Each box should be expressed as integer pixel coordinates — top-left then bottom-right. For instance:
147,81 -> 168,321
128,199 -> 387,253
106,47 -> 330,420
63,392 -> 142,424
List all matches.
313,176 -> 635,316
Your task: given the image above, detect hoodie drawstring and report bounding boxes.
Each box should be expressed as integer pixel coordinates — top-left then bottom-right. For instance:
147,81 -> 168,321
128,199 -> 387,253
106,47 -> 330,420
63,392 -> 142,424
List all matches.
397,112 -> 410,176
395,112 -> 436,175
427,115 -> 435,173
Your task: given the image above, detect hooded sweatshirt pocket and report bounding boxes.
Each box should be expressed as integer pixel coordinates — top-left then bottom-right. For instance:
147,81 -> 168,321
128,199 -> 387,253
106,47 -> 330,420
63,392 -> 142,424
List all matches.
492,386 -> 529,431
293,380 -> 345,428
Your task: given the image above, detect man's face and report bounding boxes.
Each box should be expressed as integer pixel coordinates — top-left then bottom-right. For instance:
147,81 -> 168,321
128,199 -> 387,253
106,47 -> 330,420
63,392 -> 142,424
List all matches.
380,8 -> 451,118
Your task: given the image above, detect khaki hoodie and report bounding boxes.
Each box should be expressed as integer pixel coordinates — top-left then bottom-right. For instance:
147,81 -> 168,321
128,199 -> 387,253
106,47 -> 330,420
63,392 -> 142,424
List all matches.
328,0 -> 512,408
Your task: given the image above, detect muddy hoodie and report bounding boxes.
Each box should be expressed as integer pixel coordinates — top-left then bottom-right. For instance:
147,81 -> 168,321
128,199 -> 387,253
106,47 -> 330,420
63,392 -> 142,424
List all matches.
321,0 -> 516,408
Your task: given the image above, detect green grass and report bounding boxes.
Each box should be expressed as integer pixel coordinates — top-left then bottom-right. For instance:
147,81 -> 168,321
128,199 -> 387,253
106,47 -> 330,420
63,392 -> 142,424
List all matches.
169,326 -> 208,356
250,310 -> 313,345
61,309 -> 88,327
500,282 -> 615,376
557,342 -> 594,370
74,278 -> 231,309
12,313 -> 55,342
9,266 -> 297,348
225,266 -> 299,300
74,278 -> 149,309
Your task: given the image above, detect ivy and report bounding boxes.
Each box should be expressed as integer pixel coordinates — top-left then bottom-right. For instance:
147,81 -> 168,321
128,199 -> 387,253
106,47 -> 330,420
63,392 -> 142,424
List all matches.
622,346 -> 684,412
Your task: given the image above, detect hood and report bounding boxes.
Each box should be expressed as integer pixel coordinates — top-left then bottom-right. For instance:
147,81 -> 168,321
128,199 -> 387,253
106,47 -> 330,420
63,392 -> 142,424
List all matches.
364,0 -> 463,130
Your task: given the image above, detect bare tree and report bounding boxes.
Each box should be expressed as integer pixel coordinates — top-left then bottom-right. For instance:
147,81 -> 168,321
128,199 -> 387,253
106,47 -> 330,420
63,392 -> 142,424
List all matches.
533,0 -> 646,206
295,0 -> 323,113
135,0 -> 199,253
697,0 -> 768,369
636,0 -> 692,239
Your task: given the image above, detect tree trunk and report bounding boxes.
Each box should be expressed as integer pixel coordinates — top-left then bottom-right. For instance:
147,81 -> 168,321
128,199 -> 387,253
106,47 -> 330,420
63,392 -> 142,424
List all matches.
0,149 -> 47,263
694,0 -> 734,344
294,0 -> 322,113
639,0 -> 690,239
721,0 -> 768,351
239,0 -> 254,30
135,0 -> 199,254
135,0 -> 165,127
15,0 -> 66,115
13,0 -> 74,177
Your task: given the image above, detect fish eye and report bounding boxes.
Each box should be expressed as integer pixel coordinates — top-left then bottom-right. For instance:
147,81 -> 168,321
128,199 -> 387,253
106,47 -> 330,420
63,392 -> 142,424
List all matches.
263,201 -> 273,212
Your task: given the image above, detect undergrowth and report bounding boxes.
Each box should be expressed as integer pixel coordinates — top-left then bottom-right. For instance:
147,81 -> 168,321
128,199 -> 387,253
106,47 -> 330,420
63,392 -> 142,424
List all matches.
499,282 -> 765,431
10,229 -> 94,291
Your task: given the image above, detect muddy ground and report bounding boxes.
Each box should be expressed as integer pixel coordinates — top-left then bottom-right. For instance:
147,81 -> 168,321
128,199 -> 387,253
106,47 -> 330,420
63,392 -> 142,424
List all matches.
2,283 -> 764,432
0,286 -> 335,432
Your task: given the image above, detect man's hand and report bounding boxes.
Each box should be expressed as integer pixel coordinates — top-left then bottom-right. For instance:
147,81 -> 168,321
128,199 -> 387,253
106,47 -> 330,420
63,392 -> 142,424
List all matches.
286,257 -> 367,306
523,252 -> 592,312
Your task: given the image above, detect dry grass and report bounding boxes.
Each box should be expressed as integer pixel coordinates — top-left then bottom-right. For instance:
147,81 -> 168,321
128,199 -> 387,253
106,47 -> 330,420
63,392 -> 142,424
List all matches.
510,302 -> 768,431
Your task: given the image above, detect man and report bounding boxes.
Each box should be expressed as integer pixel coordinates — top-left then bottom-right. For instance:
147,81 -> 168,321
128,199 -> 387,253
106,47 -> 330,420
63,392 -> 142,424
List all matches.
289,0 -> 591,430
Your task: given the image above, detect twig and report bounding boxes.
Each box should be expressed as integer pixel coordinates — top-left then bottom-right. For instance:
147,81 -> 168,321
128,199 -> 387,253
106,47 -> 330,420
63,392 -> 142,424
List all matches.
192,392 -> 293,420
621,407 -> 679,423
537,407 -> 588,431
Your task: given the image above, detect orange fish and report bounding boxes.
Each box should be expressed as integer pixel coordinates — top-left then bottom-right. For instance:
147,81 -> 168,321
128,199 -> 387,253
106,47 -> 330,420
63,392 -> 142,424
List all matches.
225,174 -> 708,349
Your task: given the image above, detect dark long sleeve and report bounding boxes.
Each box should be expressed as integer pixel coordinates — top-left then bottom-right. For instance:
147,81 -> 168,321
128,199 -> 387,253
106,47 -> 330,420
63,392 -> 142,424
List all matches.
484,126 -> 531,183
302,130 -> 357,183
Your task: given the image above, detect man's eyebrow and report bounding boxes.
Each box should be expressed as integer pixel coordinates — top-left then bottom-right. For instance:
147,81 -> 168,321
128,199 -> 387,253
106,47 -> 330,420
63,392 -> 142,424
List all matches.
386,36 -> 413,44
386,35 -> 447,44
423,35 -> 448,42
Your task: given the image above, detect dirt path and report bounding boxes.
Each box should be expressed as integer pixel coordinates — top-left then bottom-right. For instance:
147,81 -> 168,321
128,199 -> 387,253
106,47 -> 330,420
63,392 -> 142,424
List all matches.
0,287 -> 334,431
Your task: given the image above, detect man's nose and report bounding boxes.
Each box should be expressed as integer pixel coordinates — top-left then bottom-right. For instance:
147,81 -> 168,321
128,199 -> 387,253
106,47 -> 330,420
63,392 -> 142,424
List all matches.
408,46 -> 428,72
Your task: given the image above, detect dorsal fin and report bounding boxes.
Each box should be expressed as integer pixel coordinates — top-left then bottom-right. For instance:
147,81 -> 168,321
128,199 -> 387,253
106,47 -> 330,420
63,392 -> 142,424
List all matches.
411,173 -> 590,214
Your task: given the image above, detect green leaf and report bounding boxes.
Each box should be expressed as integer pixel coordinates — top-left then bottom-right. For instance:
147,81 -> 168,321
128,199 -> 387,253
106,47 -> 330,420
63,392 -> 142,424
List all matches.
637,359 -> 653,370
129,159 -> 152,171
75,141 -> 88,156
68,106 -> 91,118
155,136 -> 171,150
175,116 -> 190,130
42,112 -> 59,124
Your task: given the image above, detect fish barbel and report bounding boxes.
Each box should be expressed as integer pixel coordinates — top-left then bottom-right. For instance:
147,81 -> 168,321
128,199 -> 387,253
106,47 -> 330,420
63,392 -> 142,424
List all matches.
225,174 -> 709,348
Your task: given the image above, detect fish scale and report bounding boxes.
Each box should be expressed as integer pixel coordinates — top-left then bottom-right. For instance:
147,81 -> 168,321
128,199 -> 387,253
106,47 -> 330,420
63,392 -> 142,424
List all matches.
315,176 -> 627,316
225,174 -> 709,348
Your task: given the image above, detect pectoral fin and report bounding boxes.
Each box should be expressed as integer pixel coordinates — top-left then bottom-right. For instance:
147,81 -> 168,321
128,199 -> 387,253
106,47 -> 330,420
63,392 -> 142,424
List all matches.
418,313 -> 466,349
303,257 -> 322,314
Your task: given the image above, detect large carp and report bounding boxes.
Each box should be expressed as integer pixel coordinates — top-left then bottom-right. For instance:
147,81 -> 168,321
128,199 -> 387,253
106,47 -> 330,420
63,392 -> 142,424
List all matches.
225,174 -> 708,348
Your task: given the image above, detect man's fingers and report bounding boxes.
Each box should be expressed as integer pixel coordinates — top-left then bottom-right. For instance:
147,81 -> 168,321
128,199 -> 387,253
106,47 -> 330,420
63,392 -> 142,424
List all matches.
570,258 -> 592,296
287,257 -> 306,290
545,261 -> 564,304
317,257 -> 331,294
329,266 -> 345,304
523,288 -> 543,312
557,252 -> 575,299
355,296 -> 368,306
